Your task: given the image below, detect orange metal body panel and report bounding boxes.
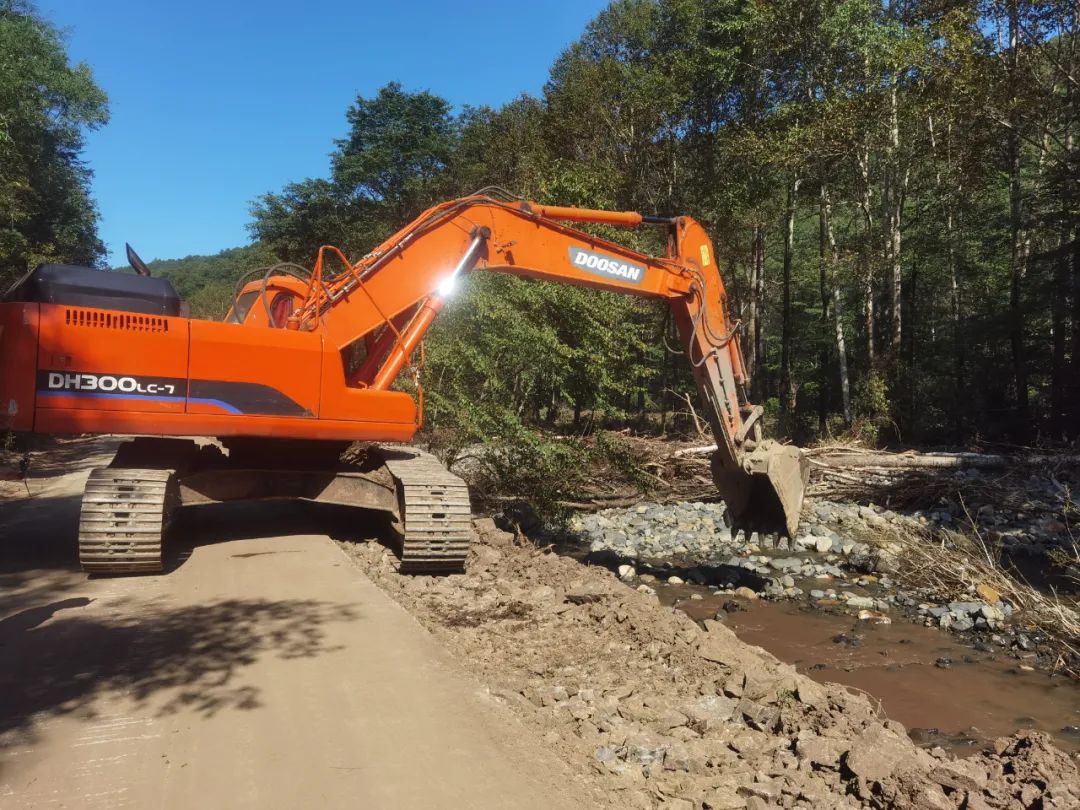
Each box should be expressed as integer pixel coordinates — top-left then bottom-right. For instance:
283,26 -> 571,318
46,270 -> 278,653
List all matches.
0,304 -> 39,431
187,320 -> 322,418
318,350 -> 417,425
36,305 -> 189,414
300,201 -> 693,353
32,408 -> 417,442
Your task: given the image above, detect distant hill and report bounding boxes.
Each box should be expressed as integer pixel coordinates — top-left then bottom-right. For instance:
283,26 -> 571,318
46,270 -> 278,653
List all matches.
113,243 -> 281,319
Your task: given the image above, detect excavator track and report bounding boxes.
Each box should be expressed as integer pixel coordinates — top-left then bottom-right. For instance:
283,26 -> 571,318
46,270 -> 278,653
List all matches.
381,448 -> 472,574
78,467 -> 177,574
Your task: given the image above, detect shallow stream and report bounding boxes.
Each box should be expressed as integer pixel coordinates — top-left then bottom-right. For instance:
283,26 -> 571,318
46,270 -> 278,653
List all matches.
653,581 -> 1080,755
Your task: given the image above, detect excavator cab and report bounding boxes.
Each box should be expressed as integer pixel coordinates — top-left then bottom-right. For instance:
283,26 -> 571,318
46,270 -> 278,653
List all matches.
225,274 -> 307,328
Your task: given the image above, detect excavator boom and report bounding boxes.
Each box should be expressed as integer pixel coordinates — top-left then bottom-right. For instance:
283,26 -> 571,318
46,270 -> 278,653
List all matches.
278,193 -> 807,534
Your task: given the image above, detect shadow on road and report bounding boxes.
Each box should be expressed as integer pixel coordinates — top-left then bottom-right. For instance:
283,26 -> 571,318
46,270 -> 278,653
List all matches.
0,483 -> 370,753
169,500 -> 393,571
0,595 -> 360,749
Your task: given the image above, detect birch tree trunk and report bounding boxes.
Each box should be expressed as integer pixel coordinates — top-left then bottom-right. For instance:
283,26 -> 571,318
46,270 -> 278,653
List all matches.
858,142 -> 876,370
929,113 -> 966,439
745,226 -> 759,379
821,183 -> 852,425
886,75 -> 906,360
818,185 -> 830,433
1053,150 -> 1072,435
780,177 -> 801,429
1007,0 -> 1030,424
753,225 -> 766,402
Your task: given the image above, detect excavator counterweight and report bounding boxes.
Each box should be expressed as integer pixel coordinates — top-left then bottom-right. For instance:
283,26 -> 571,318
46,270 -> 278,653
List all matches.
0,192 -> 806,573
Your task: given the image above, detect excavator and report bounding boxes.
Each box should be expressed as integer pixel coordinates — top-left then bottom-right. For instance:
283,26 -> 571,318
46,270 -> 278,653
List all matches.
0,190 -> 807,575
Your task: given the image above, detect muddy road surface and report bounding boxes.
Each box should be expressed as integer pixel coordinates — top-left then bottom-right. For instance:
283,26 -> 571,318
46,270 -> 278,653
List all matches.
0,440 -> 596,809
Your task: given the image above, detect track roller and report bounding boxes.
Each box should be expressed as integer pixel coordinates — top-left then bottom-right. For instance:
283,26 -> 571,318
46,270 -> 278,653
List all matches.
381,448 -> 472,574
78,467 -> 178,574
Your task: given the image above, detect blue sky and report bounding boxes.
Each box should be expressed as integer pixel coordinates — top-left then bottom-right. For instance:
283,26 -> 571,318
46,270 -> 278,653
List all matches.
42,0 -> 609,266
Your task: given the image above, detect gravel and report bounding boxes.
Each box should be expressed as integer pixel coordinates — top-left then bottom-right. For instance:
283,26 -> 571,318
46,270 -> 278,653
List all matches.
569,490 -> 1072,653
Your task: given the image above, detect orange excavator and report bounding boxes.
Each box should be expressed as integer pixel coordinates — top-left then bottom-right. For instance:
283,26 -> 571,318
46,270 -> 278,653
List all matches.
0,190 -> 807,574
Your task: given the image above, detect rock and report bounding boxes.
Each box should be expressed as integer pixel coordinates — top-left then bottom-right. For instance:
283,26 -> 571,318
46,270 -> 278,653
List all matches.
702,787 -> 748,809
795,736 -> 849,769
593,745 -> 618,763
737,781 -> 781,802
617,564 -> 636,581
815,536 -> 833,554
530,585 -> 556,601
929,762 -> 987,793
685,695 -> 737,733
472,516 -> 498,535
656,709 -> 689,731
662,741 -> 691,771
728,729 -> 767,755
844,724 -> 920,782
914,786 -> 954,810
736,698 -> 779,732
733,586 -> 758,601
768,556 -> 803,571
845,595 -> 876,610
858,609 -> 891,624
976,582 -> 1002,604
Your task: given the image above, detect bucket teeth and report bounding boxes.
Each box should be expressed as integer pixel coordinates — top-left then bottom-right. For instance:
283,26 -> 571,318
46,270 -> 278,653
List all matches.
79,467 -> 177,574
721,443 -> 809,537
380,448 -> 472,575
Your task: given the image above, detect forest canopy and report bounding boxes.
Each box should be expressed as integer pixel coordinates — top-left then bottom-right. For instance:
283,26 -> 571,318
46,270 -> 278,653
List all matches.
244,0 -> 1080,447
6,0 -> 1079,449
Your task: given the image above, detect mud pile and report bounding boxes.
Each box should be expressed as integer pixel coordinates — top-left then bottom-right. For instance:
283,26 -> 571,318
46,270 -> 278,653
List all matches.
341,522 -> 1079,809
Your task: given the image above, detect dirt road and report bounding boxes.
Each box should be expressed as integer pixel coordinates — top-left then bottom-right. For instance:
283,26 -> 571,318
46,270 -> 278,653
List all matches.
0,443 -> 597,809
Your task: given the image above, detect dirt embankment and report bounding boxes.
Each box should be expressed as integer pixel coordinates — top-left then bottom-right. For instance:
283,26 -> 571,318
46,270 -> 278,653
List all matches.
342,522 -> 1079,810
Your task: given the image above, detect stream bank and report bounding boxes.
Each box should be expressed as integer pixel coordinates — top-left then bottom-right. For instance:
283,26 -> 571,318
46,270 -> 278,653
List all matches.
561,491 -> 1080,756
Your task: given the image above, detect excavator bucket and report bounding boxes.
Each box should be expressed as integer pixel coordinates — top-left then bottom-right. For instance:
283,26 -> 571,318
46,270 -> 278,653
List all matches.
713,443 -> 809,537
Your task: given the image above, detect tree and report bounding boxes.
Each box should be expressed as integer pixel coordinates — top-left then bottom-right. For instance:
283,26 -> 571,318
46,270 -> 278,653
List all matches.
0,0 -> 108,285
251,83 -> 458,260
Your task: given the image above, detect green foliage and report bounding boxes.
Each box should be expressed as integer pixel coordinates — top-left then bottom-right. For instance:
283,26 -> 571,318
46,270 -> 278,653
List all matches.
469,426 -> 590,519
115,243 -> 280,320
333,82 -> 457,218
31,0 -> 1076,457
250,83 -> 459,260
0,0 -> 108,285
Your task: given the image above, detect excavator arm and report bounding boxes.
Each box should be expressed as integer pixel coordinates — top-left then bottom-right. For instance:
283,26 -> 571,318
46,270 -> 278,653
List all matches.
252,193 -> 807,535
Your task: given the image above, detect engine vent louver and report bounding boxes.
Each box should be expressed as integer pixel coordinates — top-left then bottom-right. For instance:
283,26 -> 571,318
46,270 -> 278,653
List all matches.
64,308 -> 169,333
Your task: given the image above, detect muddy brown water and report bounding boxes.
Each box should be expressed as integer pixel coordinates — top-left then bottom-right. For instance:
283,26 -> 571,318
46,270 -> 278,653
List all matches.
655,583 -> 1080,755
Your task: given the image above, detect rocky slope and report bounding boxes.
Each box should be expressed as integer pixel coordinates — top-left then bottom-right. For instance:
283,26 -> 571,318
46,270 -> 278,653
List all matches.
341,522 -> 1079,809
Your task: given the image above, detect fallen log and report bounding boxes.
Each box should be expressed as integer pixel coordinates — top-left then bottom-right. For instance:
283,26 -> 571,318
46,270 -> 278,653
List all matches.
673,444 -> 717,457
810,452 -> 1080,470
